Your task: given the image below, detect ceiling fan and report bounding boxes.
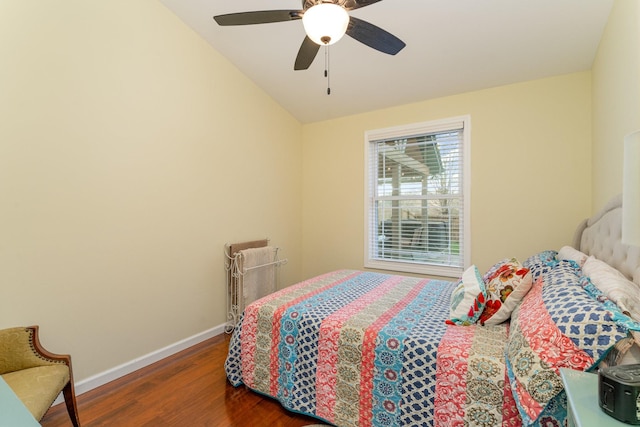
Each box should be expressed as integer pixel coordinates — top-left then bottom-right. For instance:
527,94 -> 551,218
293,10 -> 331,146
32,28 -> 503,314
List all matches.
213,0 -> 406,71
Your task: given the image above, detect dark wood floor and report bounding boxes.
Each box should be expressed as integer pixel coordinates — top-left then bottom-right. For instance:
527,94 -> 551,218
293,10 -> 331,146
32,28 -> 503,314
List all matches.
40,334 -> 323,427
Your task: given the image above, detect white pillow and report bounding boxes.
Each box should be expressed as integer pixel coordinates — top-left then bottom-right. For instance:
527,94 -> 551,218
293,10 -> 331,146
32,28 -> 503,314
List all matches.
583,256 -> 640,322
557,246 -> 589,267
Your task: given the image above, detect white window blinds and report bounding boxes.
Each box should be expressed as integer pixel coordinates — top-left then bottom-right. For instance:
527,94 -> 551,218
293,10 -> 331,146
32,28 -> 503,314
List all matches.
365,117 -> 470,277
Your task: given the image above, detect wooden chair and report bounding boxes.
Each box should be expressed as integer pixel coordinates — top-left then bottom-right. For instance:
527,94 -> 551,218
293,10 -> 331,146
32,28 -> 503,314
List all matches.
0,325 -> 81,426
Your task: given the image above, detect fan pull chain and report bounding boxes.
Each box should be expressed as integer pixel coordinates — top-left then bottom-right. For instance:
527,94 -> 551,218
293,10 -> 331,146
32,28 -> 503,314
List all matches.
324,44 -> 331,95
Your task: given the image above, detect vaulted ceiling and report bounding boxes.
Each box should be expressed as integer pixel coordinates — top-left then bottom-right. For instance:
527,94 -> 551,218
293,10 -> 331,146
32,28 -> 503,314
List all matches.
159,0 -> 613,123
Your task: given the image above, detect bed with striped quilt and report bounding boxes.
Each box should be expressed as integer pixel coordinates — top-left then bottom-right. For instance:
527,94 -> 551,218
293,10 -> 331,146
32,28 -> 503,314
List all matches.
224,269 -> 516,427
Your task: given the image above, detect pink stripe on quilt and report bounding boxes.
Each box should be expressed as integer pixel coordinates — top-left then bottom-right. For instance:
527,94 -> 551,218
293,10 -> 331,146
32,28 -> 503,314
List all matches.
268,271 -> 362,395
358,279 -> 430,427
240,302 -> 261,389
502,367 -> 522,426
434,325 -> 474,427
516,380 -> 541,421
315,275 -> 407,423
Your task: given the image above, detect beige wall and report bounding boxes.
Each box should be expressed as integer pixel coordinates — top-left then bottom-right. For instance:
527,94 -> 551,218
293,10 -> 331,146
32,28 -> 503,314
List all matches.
0,1 -> 303,380
302,73 -> 592,277
592,0 -> 640,210
2,0 -> 634,390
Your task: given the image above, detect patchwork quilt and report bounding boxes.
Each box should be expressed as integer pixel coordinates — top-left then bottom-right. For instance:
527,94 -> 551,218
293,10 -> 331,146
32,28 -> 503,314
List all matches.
224,270 -> 518,427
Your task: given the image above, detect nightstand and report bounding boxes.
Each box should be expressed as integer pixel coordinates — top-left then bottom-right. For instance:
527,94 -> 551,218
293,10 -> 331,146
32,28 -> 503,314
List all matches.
560,368 -> 630,427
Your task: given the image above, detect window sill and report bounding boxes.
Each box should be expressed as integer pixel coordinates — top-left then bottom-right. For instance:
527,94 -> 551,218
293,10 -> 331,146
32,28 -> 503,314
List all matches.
365,259 -> 463,279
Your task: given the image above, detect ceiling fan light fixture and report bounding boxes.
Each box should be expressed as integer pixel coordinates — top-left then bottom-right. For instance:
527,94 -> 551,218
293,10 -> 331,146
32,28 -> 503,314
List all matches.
302,3 -> 349,46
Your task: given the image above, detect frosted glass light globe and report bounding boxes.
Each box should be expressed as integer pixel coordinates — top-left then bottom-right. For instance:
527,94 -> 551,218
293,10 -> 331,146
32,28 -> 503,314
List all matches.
302,3 -> 350,45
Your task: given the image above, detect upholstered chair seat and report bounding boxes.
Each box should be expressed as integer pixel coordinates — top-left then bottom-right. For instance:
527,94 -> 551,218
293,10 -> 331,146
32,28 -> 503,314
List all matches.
0,326 -> 81,426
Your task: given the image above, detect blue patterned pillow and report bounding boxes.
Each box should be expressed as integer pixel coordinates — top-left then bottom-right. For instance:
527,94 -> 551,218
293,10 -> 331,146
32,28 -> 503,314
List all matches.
506,256 -> 630,425
577,275 -> 640,333
528,253 -> 635,362
541,262 -> 628,363
523,250 -> 558,283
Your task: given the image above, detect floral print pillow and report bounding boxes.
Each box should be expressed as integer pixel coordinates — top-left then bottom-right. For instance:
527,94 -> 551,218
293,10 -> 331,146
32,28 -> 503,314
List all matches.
479,258 -> 533,325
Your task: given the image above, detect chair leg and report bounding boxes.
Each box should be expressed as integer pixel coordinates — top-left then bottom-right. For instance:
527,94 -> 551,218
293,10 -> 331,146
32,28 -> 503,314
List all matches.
62,381 -> 81,427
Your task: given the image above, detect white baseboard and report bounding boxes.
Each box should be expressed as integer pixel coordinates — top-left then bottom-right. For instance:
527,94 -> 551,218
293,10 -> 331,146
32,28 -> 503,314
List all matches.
54,323 -> 226,405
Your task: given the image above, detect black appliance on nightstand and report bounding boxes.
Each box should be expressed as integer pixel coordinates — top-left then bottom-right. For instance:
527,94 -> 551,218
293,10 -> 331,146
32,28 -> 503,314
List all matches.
599,364 -> 640,424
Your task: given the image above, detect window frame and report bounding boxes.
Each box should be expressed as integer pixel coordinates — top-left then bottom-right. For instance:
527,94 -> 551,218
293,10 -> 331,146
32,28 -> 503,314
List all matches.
363,115 -> 471,278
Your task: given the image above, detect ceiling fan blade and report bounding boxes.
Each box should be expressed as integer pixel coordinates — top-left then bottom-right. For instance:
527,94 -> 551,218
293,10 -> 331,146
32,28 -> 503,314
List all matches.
346,16 -> 405,55
294,36 -> 321,70
214,10 -> 302,26
342,0 -> 383,11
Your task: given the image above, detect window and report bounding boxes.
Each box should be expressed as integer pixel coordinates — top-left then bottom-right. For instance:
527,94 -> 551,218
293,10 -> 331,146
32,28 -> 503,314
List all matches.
364,116 -> 470,277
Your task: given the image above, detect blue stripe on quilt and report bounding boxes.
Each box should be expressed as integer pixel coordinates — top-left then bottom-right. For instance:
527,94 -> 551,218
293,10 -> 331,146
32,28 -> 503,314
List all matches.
278,272 -> 392,414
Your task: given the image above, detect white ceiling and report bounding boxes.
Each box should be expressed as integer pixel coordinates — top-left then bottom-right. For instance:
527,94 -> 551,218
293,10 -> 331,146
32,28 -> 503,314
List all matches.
158,0 -> 613,124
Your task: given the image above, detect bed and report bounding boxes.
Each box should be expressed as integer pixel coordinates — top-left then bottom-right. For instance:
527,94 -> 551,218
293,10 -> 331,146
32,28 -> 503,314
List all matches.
225,195 -> 640,427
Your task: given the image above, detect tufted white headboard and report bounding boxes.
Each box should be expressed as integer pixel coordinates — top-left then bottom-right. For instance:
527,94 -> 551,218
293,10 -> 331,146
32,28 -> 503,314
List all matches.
572,194 -> 640,286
